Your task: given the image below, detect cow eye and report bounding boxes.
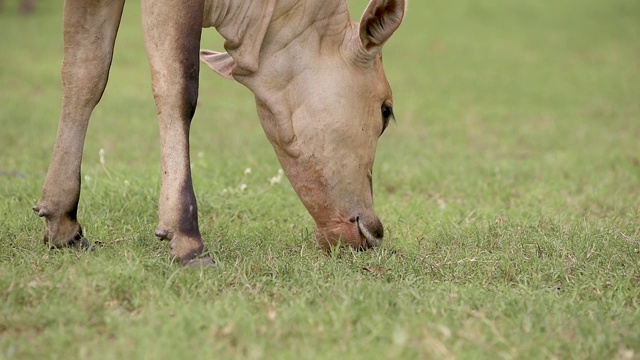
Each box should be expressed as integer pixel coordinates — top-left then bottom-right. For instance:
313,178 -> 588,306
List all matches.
381,103 -> 394,135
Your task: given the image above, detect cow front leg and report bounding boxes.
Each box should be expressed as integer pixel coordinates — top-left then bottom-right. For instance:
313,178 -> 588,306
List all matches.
35,0 -> 125,248
141,0 -> 211,266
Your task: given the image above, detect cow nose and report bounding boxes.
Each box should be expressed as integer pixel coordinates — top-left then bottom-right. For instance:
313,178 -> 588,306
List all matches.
354,214 -> 384,248
366,216 -> 384,239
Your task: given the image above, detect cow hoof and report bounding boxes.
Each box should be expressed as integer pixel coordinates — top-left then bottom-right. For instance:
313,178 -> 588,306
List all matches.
49,235 -> 97,252
72,237 -> 97,251
182,255 -> 216,269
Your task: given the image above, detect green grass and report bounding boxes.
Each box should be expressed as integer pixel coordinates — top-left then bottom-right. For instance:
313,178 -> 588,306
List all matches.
1,0 -> 639,358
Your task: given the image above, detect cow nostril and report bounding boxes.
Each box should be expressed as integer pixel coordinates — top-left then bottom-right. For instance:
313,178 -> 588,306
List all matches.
357,215 -> 384,238
369,217 -> 384,239
355,214 -> 384,248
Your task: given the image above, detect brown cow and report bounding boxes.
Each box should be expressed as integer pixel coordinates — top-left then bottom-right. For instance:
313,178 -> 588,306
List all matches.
34,0 -> 406,267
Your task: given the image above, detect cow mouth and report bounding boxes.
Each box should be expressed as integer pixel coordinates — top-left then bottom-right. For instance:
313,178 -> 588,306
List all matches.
356,216 -> 382,249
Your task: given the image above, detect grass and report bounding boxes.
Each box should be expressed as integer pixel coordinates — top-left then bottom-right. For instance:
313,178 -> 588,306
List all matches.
1,0 -> 639,358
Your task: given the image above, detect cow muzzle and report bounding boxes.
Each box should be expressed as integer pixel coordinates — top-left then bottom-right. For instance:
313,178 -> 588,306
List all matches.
355,214 -> 384,248
315,213 -> 384,250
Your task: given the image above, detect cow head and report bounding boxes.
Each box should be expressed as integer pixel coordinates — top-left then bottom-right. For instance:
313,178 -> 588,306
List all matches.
201,0 -> 406,250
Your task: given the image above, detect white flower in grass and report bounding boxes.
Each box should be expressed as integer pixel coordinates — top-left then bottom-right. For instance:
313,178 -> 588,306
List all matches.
99,148 -> 106,165
244,167 -> 252,175
270,168 -> 284,186
239,183 -> 247,191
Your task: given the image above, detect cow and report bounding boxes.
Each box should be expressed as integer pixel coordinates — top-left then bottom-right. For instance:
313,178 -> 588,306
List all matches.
33,0 -> 406,267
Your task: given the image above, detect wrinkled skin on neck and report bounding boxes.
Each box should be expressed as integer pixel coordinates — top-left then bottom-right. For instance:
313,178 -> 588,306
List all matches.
203,0 -> 405,249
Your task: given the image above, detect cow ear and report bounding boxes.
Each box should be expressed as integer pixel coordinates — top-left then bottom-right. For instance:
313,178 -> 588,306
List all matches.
359,0 -> 406,53
200,49 -> 235,80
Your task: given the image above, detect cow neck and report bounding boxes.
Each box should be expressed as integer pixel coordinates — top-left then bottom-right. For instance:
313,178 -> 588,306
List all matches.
206,0 -> 350,77
204,0 -> 277,74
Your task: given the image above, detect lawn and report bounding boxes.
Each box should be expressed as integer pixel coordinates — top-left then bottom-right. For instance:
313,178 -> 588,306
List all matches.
1,0 -> 639,359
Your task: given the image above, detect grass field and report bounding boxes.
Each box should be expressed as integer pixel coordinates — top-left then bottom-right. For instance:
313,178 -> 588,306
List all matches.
1,0 -> 639,358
